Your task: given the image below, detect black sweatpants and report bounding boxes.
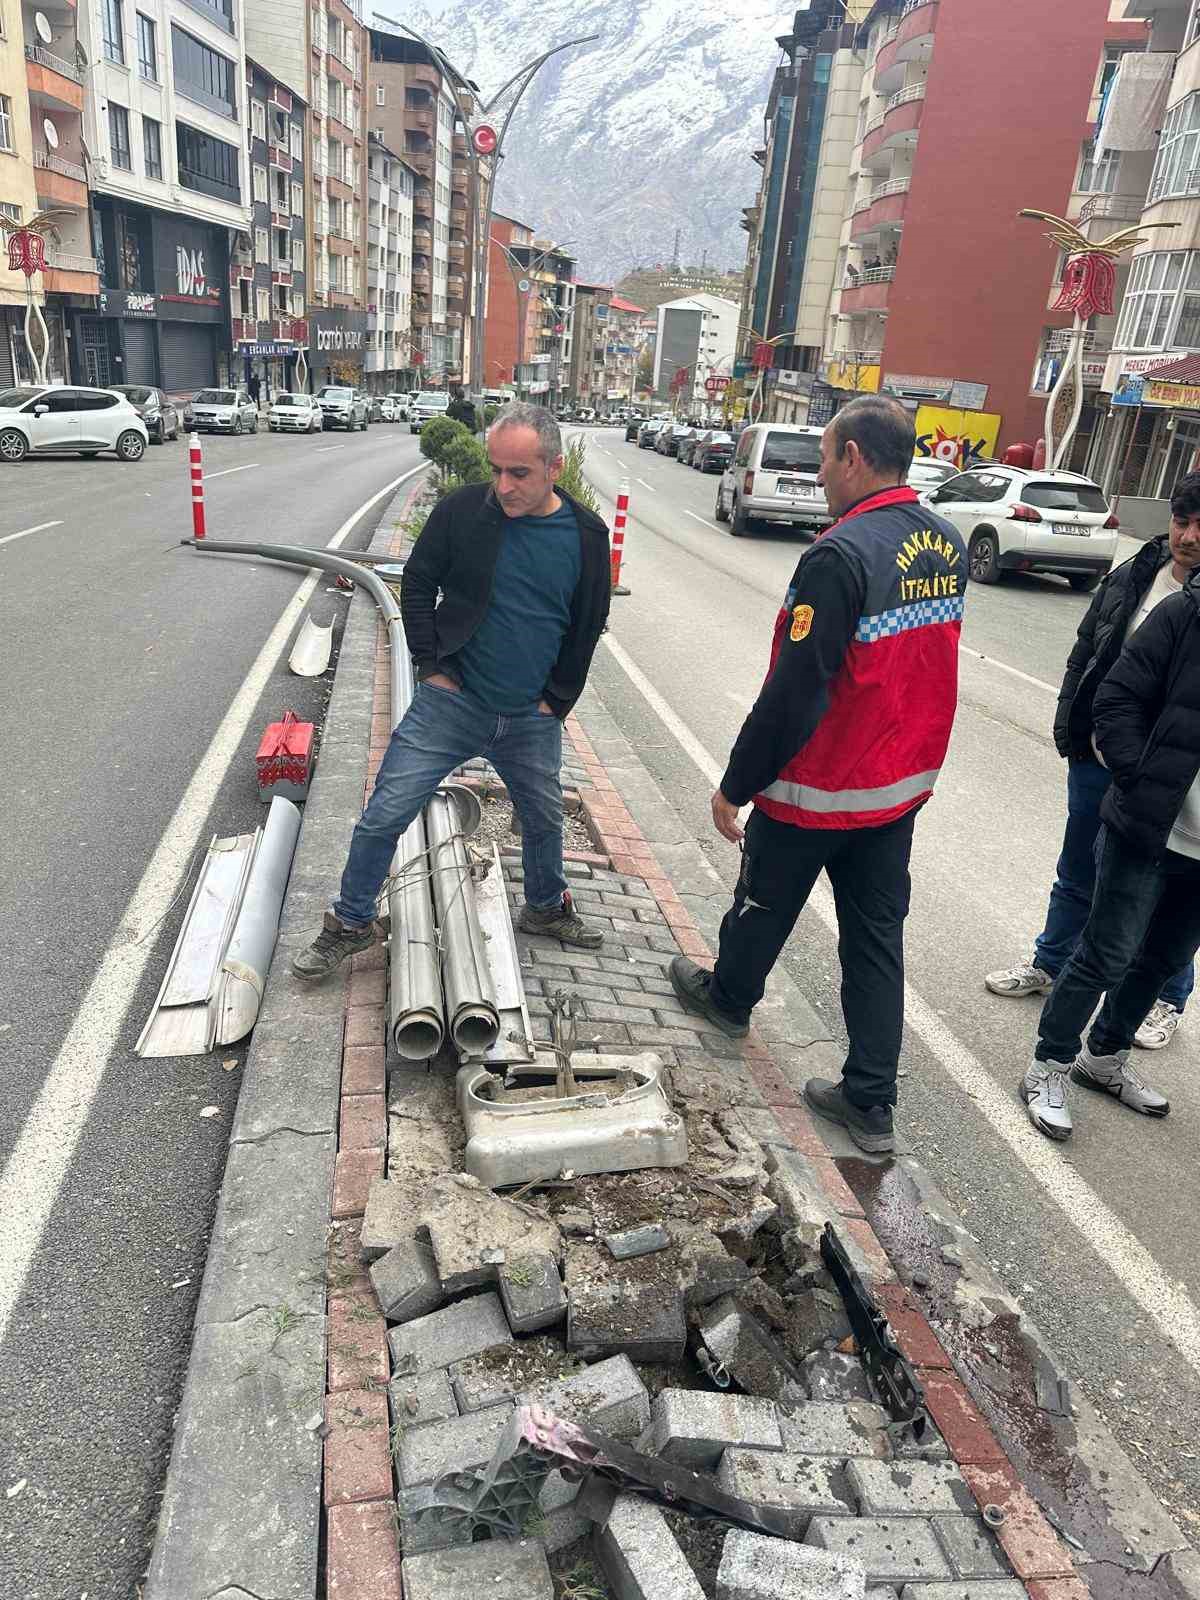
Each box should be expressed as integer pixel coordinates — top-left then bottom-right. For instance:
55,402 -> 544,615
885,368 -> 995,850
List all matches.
709,806 -> 916,1109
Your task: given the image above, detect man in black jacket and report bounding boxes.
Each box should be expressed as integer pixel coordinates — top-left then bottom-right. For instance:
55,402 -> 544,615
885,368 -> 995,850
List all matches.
1020,566 -> 1200,1141
988,478 -> 1200,1051
293,404 -> 611,980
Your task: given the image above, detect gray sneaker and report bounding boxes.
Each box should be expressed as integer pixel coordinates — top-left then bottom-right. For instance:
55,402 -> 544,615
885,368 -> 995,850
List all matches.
1072,1046 -> 1169,1118
518,891 -> 603,949
669,954 -> 749,1039
1019,1062 -> 1073,1141
986,960 -> 1053,998
804,1077 -> 895,1154
292,911 -> 378,981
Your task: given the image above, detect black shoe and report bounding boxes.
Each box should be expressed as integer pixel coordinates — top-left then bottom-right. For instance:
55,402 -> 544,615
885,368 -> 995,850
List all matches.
804,1076 -> 894,1154
518,890 -> 603,949
669,955 -> 749,1039
292,911 -> 378,981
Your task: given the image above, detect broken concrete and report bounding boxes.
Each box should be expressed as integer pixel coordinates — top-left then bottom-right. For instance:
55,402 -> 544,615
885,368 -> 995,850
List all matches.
778,1402 -> 889,1460
606,1223 -> 671,1260
387,1369 -> 458,1432
566,1239 -> 686,1363
699,1296 -> 806,1408
526,1353 -> 651,1441
387,1292 -> 513,1374
498,1250 -> 566,1334
395,1401 -> 514,1489
718,1449 -> 854,1537
640,1389 -> 783,1471
804,1350 -> 873,1402
369,1237 -> 443,1324
595,1492 -> 707,1600
717,1527 -> 866,1600
423,1174 -> 562,1294
401,1538 -> 553,1600
360,1175 -> 425,1260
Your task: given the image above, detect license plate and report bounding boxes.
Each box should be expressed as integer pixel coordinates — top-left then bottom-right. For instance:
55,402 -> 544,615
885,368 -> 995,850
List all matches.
778,481 -> 818,498
1052,522 -> 1088,536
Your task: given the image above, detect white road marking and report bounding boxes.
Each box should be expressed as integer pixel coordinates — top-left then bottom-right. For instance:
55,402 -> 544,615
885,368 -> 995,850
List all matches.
684,509 -> 722,534
0,460 -> 428,1349
960,648 -> 1056,696
316,445 -> 342,453
600,628 -> 1200,1377
0,520 -> 64,549
206,463 -> 259,479
635,477 -> 657,493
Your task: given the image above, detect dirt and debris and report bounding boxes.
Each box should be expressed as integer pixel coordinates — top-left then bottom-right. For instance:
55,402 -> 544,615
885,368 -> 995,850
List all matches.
476,788 -> 595,853
663,1510 -> 725,1599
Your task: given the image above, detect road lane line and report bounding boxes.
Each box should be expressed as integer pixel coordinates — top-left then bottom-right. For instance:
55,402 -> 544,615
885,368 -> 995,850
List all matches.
684,509 -> 722,534
0,459 -> 428,1349
206,463 -> 259,479
960,648 -> 1056,696
316,445 -> 341,453
635,477 -> 657,493
0,520 -> 64,549
599,628 -> 1200,1377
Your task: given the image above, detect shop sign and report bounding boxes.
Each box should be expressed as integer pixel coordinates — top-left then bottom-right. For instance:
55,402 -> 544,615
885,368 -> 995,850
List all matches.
826,358 -> 881,393
949,379 -> 988,410
240,340 -> 294,357
914,405 -> 1001,469
126,291 -> 156,317
152,215 -> 226,314
309,308 -> 368,360
99,289 -> 157,318
883,372 -> 955,401
1144,378 -> 1200,410
773,369 -> 813,393
1082,359 -> 1106,385
315,325 -> 364,352
1112,372 -> 1145,407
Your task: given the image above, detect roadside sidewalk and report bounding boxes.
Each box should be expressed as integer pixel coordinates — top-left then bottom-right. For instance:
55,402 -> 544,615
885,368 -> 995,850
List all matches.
147,472 -> 1200,1600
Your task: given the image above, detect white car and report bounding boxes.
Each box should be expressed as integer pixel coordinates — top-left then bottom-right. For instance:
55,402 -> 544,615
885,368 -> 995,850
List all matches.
0,384 -> 148,462
188,386 -> 259,434
409,390 -> 451,433
377,397 -> 397,423
268,393 -> 323,433
387,392 -> 411,421
920,465 -> 1118,591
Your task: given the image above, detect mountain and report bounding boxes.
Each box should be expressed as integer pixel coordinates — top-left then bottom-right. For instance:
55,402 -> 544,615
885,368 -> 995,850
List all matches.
396,0 -> 793,282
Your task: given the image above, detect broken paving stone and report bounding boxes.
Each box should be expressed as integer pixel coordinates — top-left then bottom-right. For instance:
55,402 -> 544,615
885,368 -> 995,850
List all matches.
715,1196 -> 778,1253
712,1110 -> 767,1190
667,1223 -> 752,1308
699,1296 -> 806,1409
395,1401 -> 514,1489
606,1223 -> 671,1260
525,1352 -> 651,1441
929,1515 -> 1013,1580
717,1527 -> 866,1600
718,1450 -> 854,1538
448,1337 -> 581,1415
361,1175 -> 427,1261
804,1516 -> 953,1585
804,1350 -> 873,1402
423,1174 -> 562,1295
369,1238 -> 444,1324
565,1239 -> 686,1363
778,1402 -> 888,1460
639,1389 -> 783,1471
596,1492 -> 707,1600
498,1250 -> 566,1334
387,1369 -> 458,1431
846,1458 -> 973,1519
387,1292 -> 514,1374
401,1538 -> 553,1600
554,1206 -> 595,1237
779,1286 -> 854,1359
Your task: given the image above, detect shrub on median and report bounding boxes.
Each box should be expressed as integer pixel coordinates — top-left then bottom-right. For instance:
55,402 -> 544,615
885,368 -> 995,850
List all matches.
558,435 -> 601,515
418,414 -> 462,467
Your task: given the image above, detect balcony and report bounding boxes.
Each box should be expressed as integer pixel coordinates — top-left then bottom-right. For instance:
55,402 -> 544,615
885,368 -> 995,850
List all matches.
861,82 -> 925,162
446,275 -> 465,302
413,270 -> 432,294
1078,193 -> 1146,223
328,232 -> 355,255
409,63 -> 440,93
413,186 -> 433,216
231,315 -> 255,342
269,146 -> 294,173
43,247 -> 98,294
25,44 -> 84,113
413,227 -> 432,252
452,132 -> 467,158
406,151 -> 433,179
849,177 -> 910,239
840,265 -> 895,312
405,107 -> 433,133
874,0 -> 938,94
448,239 -> 465,266
446,310 -> 464,327
34,149 -> 87,208
451,168 -> 468,194
327,173 -> 353,202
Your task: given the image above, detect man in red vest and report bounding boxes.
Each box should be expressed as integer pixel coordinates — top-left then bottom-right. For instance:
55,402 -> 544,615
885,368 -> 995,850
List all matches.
671,396 -> 967,1152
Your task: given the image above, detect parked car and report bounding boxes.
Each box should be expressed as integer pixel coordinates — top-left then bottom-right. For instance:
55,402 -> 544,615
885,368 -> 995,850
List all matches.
409,390 -> 451,433
656,422 -> 692,457
637,420 -> 666,449
316,385 -> 368,431
693,430 -> 735,474
375,397 -> 398,422
624,418 -> 643,442
918,465 -> 1118,589
907,458 -> 959,495
0,384 -> 148,462
716,423 -> 830,538
188,386 -> 258,434
268,392 -> 323,433
388,393 -> 411,421
108,384 -> 180,444
676,429 -> 703,466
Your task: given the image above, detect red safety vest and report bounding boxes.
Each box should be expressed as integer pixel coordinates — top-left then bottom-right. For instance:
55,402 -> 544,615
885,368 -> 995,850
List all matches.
754,485 -> 967,831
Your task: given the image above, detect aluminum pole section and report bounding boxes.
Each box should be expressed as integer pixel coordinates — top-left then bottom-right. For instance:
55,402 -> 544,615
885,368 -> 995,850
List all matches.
425,787 -> 500,1057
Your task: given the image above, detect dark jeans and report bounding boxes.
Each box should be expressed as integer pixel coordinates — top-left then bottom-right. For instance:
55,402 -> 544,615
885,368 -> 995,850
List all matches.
710,807 -> 915,1110
1036,826 -> 1200,1066
334,681 -> 566,928
1035,759 -> 1193,1012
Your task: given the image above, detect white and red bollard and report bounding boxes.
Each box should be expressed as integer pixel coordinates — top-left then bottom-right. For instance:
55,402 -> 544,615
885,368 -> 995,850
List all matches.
189,433 -> 206,540
610,477 -> 631,596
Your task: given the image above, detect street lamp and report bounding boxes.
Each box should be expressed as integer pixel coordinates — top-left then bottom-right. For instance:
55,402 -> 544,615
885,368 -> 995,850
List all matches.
372,15 -> 596,403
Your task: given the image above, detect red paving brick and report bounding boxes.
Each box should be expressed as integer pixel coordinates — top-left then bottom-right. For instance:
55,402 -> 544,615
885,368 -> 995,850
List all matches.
1026,1580 -> 1092,1600
922,1374 -> 1008,1466
326,1218 -> 372,1301
673,927 -> 711,959
339,1093 -> 386,1151
351,942 -> 385,972
344,1005 -> 385,1049
327,1501 -> 403,1600
876,1283 -> 953,1370
327,1289 -> 389,1393
342,1044 -> 386,1097
347,968 -> 385,1009
769,1102 -> 831,1155
808,1155 -> 866,1218
962,1464 -> 1076,1581
332,1148 -> 383,1220
323,1390 -> 392,1506
743,1057 -> 802,1108
843,1218 -> 898,1282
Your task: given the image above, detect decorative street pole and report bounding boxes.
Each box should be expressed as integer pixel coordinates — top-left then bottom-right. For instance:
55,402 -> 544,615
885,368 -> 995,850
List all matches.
373,15 -> 596,404
7,209 -> 70,385
1019,208 -> 1175,471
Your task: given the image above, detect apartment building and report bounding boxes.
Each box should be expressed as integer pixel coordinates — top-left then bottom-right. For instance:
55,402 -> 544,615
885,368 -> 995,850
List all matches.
568,281 -> 611,406
230,60 -> 307,399
483,212 -> 538,391
368,26 -> 473,385
816,0 -> 1124,460
80,0 -> 250,390
605,294 -> 646,407
363,132 -> 415,395
1,0 -> 97,384
525,240 -> 575,409
654,291 -> 739,414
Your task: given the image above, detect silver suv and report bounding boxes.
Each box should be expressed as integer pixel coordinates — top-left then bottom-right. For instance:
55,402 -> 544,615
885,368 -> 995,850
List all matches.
716,423 -> 832,538
316,385 -> 368,431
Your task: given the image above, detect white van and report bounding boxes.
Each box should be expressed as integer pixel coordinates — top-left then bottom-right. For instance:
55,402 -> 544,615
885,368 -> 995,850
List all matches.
716,423 -> 832,538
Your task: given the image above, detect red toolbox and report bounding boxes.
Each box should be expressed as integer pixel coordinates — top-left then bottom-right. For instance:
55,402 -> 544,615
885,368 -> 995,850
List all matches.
256,710 -> 314,803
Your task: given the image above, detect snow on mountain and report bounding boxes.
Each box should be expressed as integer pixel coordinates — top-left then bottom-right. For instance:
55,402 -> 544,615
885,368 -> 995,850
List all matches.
395,0 -> 793,281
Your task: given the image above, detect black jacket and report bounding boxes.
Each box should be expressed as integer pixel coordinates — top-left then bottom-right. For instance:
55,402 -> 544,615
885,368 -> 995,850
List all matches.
1054,536 -> 1171,759
400,482 -> 611,718
1093,571 -> 1200,858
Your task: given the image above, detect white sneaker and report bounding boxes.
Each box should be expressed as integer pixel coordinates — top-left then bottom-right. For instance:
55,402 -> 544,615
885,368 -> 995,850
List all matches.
987,960 -> 1053,998
1133,1000 -> 1182,1052
1019,1062 -> 1073,1141
1072,1047 -> 1169,1118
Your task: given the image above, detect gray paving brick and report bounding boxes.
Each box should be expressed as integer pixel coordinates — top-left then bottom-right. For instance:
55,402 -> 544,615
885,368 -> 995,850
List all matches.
634,904 -> 668,925
897,1586 -> 1026,1600
805,1518 -> 954,1586
549,980 -> 619,1005
498,1250 -> 566,1334
630,1023 -> 715,1050
387,1292 -> 513,1374
586,999 -> 658,1024
607,921 -> 654,946
866,1591 -> 900,1600
779,1402 -> 889,1459
718,1450 -> 853,1537
930,1515 -> 1012,1580
641,1390 -> 783,1471
596,1493 -> 707,1600
598,952 -> 673,977
847,1459 -> 974,1519
387,1369 -> 458,1431
369,1238 -> 443,1324
717,1528 -> 866,1600
529,946 -> 603,969
576,1020 -> 633,1045
636,974 -> 676,996
402,1539 -> 553,1600
524,1352 -> 650,1440
395,1402 -> 513,1488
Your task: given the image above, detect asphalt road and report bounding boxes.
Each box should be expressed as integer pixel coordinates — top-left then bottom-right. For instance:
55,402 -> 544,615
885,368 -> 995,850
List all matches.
578,426 -> 1200,1536
0,420 -> 426,1597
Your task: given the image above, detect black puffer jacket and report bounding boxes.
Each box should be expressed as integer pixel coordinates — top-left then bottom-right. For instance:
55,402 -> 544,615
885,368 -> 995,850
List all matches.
1054,536 -> 1171,759
1093,571 -> 1200,858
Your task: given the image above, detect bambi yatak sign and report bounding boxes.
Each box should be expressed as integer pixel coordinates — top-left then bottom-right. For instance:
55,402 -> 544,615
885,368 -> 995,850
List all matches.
315,326 -> 364,352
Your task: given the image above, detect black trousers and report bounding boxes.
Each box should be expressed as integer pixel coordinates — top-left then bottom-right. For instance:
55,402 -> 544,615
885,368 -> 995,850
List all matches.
710,806 -> 916,1109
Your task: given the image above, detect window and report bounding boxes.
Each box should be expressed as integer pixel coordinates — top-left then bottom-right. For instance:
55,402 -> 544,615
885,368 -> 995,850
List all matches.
275,283 -> 288,311
275,226 -> 288,262
254,225 -> 268,260
269,107 -> 286,147
1188,1 -> 1200,49
238,277 -> 251,314
1078,141 -> 1119,195
176,120 -> 240,201
109,103 -> 132,170
252,164 -> 267,203
292,236 -> 304,272
143,115 -> 163,179
0,95 -> 12,154
171,26 -> 237,119
102,0 -> 124,64
1149,95 -> 1200,202
291,288 -> 304,316
137,13 -> 156,79
182,0 -> 234,34
375,85 -> 385,107
251,100 -> 265,141
1115,251 -> 1200,350
290,181 -> 303,215
290,123 -> 303,161
256,286 -> 271,322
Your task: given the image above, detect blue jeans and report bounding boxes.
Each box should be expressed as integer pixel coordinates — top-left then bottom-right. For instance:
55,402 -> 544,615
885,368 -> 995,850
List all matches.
1034,759 -> 1194,1013
1037,826 -> 1200,1065
334,681 -> 566,929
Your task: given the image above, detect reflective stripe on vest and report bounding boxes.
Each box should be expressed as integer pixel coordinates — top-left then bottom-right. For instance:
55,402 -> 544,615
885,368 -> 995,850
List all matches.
759,767 -> 942,815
